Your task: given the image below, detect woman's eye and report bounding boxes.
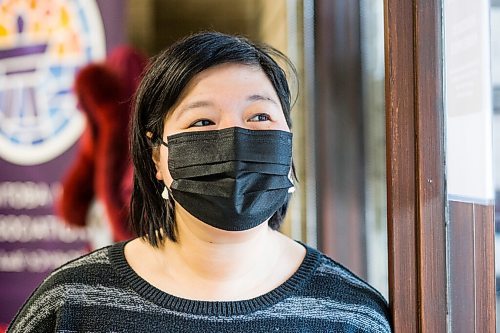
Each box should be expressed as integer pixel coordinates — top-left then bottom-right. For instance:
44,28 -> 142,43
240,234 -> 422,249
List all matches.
249,114 -> 271,122
189,119 -> 215,127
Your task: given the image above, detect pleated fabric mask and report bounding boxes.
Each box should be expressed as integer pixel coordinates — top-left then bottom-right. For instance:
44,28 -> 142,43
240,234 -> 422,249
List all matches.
161,127 -> 294,231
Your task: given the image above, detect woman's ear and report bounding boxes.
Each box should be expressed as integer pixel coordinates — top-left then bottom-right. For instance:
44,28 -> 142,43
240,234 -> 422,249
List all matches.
146,131 -> 164,181
152,148 -> 163,180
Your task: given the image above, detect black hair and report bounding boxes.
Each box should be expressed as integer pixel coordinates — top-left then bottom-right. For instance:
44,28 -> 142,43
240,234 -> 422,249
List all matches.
130,31 -> 297,247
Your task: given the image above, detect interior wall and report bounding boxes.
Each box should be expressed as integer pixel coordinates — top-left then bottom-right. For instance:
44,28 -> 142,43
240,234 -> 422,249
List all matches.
127,0 -> 260,55
124,0 -> 311,243
257,0 -> 311,242
360,0 -> 388,298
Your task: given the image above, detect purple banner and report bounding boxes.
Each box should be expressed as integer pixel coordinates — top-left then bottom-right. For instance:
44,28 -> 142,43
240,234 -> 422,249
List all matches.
0,148 -> 89,326
0,0 -> 124,328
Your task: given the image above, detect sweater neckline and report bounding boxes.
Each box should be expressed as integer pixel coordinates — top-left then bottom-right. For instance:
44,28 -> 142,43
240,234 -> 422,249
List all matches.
108,239 -> 320,316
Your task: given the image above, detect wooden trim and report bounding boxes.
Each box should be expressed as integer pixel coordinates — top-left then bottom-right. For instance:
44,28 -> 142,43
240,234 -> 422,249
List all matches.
314,0 -> 367,278
384,0 -> 418,330
449,201 -> 475,332
448,202 -> 496,332
473,204 -> 496,333
413,0 -> 447,331
384,0 -> 447,331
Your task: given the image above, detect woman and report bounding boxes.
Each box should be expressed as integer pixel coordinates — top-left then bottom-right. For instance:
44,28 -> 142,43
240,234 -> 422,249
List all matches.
8,32 -> 391,332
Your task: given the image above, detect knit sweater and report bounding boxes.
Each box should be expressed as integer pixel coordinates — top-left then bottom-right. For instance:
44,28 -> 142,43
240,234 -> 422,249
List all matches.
8,240 -> 391,332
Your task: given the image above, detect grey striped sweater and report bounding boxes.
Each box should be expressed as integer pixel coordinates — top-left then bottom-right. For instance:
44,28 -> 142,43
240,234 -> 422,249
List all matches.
8,241 -> 391,332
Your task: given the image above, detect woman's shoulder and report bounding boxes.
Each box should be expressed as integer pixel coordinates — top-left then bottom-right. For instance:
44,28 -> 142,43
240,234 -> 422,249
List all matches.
7,243 -> 121,332
43,243 -> 115,285
306,247 -> 389,306
298,246 -> 391,332
311,249 -> 387,300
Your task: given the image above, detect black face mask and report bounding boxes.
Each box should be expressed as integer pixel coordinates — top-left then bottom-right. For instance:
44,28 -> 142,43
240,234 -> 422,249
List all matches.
161,127 -> 293,231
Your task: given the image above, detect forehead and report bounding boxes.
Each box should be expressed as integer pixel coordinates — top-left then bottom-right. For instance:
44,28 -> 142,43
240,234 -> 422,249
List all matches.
165,63 -> 281,114
184,63 -> 275,94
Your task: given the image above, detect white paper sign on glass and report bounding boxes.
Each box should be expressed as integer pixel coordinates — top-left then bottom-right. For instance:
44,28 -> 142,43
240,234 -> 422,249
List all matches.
444,0 -> 494,203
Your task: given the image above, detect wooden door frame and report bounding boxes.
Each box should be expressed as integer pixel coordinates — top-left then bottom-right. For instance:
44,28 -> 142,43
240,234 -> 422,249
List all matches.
311,0 -> 496,330
384,0 -> 447,331
384,0 -> 496,332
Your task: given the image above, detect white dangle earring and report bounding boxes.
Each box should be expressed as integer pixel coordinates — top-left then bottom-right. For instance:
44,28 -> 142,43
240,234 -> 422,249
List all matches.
288,167 -> 295,193
161,186 -> 170,200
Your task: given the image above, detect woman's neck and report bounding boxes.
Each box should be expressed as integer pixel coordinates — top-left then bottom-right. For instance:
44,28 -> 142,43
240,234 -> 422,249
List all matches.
126,203 -> 306,301
157,204 -> 281,291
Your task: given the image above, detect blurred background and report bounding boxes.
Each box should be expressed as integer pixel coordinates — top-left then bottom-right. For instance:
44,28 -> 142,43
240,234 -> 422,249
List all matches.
1,0 -> 498,331
0,1 -> 389,328
0,0 -> 500,332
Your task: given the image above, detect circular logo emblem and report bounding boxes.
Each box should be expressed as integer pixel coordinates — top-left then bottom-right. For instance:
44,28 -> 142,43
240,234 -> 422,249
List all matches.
0,0 -> 105,165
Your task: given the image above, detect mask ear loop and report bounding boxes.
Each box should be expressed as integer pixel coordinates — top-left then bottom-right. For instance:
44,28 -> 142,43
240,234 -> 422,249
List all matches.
146,131 -> 169,147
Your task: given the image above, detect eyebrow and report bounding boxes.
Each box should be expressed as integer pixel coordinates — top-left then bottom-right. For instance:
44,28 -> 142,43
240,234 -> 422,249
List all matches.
180,100 -> 214,112
179,94 -> 278,113
247,94 -> 278,105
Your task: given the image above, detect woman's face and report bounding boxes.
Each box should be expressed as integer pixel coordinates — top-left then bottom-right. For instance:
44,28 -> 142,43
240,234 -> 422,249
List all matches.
153,63 -> 290,186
